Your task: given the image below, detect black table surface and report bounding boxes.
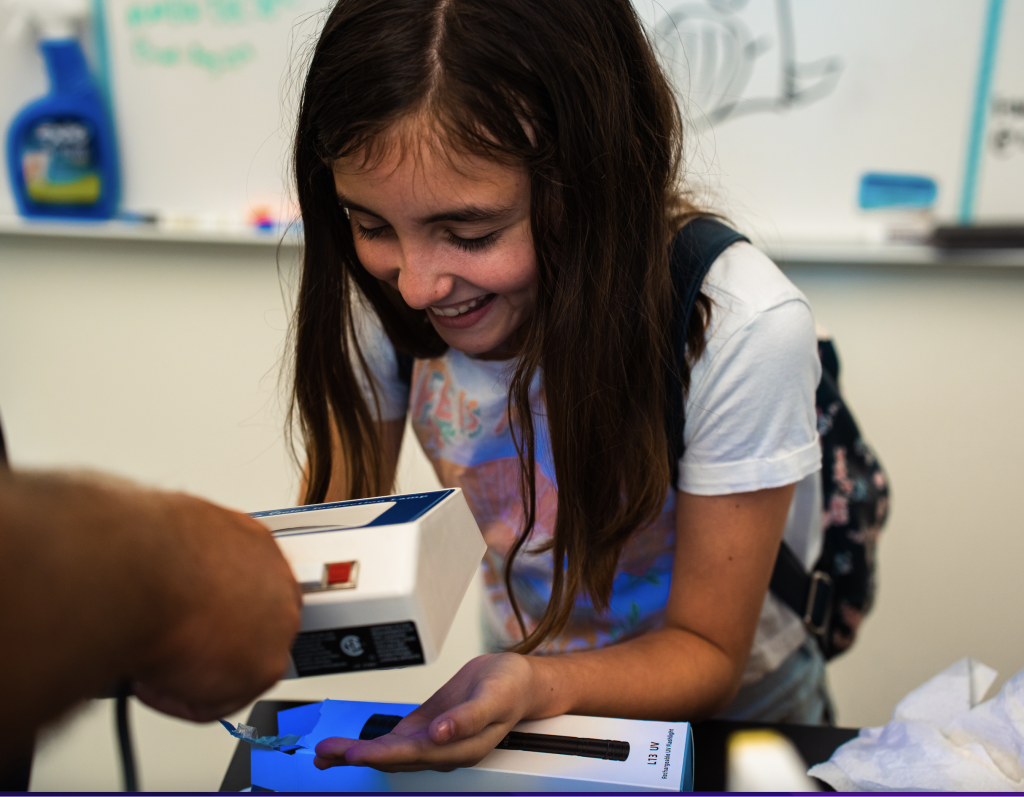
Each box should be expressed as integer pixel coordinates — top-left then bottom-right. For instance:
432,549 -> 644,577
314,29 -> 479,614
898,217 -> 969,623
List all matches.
220,700 -> 859,792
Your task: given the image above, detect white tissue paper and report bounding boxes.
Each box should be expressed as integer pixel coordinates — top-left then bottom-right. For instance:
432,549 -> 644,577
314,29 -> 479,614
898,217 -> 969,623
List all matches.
810,657 -> 1024,791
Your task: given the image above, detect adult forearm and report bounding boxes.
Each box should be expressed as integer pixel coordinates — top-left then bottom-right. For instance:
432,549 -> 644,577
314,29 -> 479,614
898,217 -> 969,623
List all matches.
527,627 -> 743,722
0,467 -> 302,732
0,471 -> 185,734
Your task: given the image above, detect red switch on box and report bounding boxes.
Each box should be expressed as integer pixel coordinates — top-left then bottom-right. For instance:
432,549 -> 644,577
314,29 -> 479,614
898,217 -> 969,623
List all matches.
326,561 -> 356,587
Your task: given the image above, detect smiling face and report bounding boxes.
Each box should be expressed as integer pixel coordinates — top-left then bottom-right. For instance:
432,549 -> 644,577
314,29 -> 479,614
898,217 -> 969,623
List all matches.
333,128 -> 538,359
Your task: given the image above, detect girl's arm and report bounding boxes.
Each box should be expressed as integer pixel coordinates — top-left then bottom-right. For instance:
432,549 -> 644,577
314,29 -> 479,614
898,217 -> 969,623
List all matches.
297,417 -> 406,503
312,482 -> 795,771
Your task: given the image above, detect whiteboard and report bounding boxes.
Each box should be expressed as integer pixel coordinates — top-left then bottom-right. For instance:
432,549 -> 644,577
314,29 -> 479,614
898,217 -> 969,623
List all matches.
633,0 -> 1024,242
979,0 -> 1024,221
1,0 -> 1023,240
101,0 -> 327,227
0,0 -> 329,226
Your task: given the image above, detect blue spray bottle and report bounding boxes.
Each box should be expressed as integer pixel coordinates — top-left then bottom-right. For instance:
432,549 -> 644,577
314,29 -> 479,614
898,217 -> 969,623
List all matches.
5,0 -> 119,219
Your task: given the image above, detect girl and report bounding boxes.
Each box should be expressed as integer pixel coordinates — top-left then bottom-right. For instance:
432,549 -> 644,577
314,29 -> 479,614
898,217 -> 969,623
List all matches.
290,0 -> 826,772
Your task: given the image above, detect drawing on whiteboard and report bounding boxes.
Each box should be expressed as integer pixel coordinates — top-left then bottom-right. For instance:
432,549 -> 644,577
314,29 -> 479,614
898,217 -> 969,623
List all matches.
125,0 -> 297,27
132,36 -> 181,66
131,37 -> 256,72
652,0 -> 842,131
123,0 -> 296,74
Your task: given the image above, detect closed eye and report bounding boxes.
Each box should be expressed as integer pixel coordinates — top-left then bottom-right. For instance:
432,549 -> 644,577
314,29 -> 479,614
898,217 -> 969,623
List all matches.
355,223 -> 391,241
446,230 -> 498,252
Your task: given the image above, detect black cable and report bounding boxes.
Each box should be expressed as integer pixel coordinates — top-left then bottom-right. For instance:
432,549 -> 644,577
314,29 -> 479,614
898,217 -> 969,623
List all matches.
0,407 -> 9,468
115,680 -> 138,792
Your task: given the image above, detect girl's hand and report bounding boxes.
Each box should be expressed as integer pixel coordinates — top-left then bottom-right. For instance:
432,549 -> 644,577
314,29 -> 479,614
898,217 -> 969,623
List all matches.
313,652 -> 539,772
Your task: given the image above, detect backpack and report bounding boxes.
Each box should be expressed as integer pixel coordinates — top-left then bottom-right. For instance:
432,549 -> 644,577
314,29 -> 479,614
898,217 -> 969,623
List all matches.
394,217 -> 890,660
807,335 -> 889,658
668,217 -> 889,660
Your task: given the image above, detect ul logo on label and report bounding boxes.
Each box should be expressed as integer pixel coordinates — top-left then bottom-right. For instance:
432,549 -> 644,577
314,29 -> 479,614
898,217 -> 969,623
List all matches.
340,634 -> 364,657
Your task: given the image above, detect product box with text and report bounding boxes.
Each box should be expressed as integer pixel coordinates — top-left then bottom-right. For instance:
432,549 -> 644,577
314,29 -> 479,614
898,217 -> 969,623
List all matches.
250,699 -> 693,792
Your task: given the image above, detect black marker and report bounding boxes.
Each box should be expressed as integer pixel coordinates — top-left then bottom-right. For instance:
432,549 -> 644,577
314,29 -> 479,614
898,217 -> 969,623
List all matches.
359,714 -> 630,762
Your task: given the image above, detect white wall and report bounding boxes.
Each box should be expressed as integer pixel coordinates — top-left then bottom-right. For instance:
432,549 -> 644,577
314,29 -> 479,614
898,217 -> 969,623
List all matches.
782,261 -> 1024,728
2,233 -> 1023,788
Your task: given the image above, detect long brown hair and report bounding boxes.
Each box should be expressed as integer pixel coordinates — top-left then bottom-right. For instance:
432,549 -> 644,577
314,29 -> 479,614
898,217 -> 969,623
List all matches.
290,0 -> 708,652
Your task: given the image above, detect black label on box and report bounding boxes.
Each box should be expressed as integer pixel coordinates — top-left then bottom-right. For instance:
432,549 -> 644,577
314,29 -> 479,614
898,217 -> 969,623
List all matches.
290,621 -> 424,677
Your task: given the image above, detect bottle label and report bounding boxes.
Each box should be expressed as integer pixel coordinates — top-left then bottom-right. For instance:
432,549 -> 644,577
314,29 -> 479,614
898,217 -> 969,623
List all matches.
21,118 -> 103,205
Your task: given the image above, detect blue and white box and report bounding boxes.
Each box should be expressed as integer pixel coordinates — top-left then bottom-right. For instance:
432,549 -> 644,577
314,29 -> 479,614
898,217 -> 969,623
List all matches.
252,490 -> 485,678
251,700 -> 694,792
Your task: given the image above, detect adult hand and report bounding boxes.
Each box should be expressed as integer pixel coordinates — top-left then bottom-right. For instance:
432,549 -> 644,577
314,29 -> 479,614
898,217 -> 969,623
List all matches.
127,490 -> 302,722
314,652 -> 540,772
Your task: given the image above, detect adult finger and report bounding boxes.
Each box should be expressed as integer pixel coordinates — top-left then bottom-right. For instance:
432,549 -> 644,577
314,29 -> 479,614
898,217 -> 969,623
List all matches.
132,681 -> 242,723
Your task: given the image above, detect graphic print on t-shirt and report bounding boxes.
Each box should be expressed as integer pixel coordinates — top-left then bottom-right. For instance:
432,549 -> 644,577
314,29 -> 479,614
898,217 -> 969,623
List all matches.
356,242 -> 824,684
408,352 -> 676,653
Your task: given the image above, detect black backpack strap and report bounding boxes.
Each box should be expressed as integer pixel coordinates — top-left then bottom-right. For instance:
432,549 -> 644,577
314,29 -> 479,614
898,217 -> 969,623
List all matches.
770,539 -> 833,639
666,217 -> 749,482
665,219 -> 833,645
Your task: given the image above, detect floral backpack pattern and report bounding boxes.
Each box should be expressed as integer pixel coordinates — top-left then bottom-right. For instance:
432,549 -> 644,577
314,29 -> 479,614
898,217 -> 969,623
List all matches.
813,338 -> 890,659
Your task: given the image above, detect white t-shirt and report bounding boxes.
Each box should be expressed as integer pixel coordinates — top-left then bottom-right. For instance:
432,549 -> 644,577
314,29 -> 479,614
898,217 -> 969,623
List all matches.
682,242 -> 823,682
353,241 -> 822,685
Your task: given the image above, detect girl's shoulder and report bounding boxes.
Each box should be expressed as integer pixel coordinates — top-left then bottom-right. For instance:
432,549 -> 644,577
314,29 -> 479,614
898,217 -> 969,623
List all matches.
681,241 -> 821,492
703,241 -> 811,320
693,240 -> 818,380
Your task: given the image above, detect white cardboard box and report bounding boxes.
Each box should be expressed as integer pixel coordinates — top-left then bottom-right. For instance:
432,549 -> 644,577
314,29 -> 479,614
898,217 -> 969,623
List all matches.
250,700 -> 694,792
251,490 -> 485,678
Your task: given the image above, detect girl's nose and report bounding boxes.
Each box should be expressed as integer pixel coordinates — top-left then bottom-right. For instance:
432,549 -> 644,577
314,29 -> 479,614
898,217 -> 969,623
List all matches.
395,244 -> 454,310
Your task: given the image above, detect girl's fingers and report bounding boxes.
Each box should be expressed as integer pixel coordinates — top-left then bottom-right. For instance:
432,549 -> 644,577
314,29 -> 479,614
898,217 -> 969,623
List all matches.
420,659 -> 530,745
345,735 -> 497,771
337,733 -> 456,770
313,736 -> 362,769
426,696 -> 501,745
318,718 -> 510,772
312,654 -> 535,772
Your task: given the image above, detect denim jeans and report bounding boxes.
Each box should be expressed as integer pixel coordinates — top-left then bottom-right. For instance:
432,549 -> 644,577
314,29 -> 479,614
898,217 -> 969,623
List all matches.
715,635 -> 836,725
